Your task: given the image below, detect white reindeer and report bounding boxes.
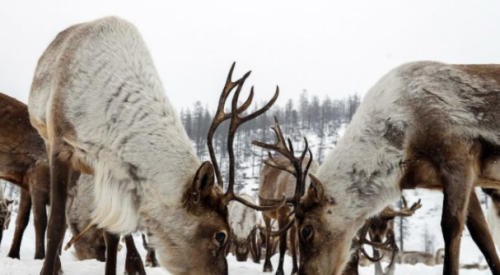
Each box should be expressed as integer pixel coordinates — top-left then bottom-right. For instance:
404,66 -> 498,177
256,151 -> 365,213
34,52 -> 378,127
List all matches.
28,17 -> 281,275
258,61 -> 500,275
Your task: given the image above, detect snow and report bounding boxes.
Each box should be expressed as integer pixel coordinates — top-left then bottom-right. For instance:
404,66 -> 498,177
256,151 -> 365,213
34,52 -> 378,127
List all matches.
0,213 -> 492,274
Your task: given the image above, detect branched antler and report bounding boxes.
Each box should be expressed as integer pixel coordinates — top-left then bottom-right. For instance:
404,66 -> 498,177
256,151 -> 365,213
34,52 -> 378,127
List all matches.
380,196 -> 422,219
253,117 -> 313,235
207,63 -> 283,211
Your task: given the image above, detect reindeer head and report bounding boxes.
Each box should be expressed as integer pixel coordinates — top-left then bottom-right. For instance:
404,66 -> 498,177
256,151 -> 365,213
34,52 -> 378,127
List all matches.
254,122 -> 423,274
297,193 -> 421,275
149,63 -> 283,275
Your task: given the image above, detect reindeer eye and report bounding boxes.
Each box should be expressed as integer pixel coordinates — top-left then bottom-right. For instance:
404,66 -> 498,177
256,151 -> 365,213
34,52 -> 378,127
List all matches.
301,226 -> 313,240
215,231 -> 227,245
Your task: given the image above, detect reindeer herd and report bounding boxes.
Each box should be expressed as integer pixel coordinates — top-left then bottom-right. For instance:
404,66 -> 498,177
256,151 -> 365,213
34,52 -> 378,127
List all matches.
1,16 -> 500,275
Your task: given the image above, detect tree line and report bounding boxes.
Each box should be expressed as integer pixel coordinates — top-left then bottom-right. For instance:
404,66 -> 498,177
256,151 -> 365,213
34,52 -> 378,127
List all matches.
180,90 -> 361,191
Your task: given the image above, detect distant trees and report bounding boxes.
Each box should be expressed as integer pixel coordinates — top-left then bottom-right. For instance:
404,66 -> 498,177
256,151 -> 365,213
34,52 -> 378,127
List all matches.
180,92 -> 361,189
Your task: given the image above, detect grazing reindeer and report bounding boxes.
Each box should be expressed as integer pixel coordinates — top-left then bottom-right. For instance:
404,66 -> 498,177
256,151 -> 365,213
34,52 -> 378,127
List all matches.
368,198 -> 422,275
28,17 -> 282,275
228,194 -> 259,262
0,183 -> 14,247
66,173 -> 147,275
66,173 -> 106,262
0,92 -> 51,260
266,61 -> 500,275
254,119 -> 316,275
258,155 -> 318,274
344,198 -> 421,275
400,249 -> 445,265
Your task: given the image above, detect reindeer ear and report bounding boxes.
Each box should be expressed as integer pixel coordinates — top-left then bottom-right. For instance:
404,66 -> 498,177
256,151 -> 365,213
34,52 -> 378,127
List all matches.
190,161 -> 216,203
5,199 -> 14,206
306,174 -> 327,204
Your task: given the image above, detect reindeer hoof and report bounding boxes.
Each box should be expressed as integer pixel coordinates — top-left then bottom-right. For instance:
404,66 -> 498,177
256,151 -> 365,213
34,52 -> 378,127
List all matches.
34,252 -> 45,260
263,263 -> 273,272
125,255 -> 147,275
275,269 -> 285,275
145,258 -> 160,268
7,251 -> 20,259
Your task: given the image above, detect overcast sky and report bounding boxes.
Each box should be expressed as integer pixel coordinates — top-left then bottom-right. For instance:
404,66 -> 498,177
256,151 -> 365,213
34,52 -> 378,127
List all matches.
1,0 -> 500,111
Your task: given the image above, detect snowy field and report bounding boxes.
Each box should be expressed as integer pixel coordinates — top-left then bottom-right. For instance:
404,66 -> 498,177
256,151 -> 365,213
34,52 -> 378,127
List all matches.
0,213 -> 493,275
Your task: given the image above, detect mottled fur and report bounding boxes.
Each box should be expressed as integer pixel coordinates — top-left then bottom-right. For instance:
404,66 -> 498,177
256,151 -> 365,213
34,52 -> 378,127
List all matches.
298,62 -> 500,275
29,17 -> 230,275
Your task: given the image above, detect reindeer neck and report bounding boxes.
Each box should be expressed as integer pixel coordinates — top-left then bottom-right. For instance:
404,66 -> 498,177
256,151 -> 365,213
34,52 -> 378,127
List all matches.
317,82 -> 408,220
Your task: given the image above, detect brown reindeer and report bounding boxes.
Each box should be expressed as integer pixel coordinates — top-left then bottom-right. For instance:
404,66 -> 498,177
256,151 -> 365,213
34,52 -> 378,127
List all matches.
0,92 -> 51,260
28,17 -> 282,275
258,155 -> 318,275
0,183 -> 14,247
255,62 -> 500,275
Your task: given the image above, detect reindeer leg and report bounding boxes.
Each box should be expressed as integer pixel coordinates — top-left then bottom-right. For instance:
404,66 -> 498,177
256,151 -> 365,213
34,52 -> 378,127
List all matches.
275,210 -> 288,275
466,189 -> 500,275
373,248 -> 383,275
289,224 -> 298,275
142,232 -> 159,267
104,232 -> 120,275
124,235 -> 147,275
263,214 -> 273,272
250,227 -> 262,264
441,162 -> 473,275
146,247 -> 159,268
7,188 -> 32,259
40,150 -> 72,275
31,185 -> 49,260
384,233 -> 398,275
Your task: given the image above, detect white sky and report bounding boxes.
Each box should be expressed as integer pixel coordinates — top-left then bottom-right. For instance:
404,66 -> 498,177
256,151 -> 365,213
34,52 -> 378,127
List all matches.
1,0 -> 500,110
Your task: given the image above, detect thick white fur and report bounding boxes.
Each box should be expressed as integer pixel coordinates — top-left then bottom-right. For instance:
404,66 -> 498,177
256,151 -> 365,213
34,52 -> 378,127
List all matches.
28,17 -> 199,235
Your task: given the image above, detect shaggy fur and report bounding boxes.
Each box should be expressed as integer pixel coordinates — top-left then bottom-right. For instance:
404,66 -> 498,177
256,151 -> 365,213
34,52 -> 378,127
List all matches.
298,61 -> 500,275
29,17 -> 230,275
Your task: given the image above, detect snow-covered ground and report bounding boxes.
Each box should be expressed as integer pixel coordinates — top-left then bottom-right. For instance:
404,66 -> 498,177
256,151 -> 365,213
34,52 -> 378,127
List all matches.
0,212 -> 492,274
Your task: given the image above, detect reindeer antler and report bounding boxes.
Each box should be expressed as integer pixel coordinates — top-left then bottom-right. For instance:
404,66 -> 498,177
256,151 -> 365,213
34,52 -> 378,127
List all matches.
356,220 -> 392,262
380,196 -> 422,219
207,63 -> 283,211
252,117 -> 313,235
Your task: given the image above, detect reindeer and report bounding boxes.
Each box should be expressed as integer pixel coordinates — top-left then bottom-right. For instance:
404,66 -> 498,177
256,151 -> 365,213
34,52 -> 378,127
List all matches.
28,17 -> 282,275
400,249 -> 445,265
0,183 -> 14,247
258,155 -> 318,274
344,198 -> 422,275
227,194 -> 260,262
256,61 -> 500,275
65,173 -> 147,274
0,92 -> 51,260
